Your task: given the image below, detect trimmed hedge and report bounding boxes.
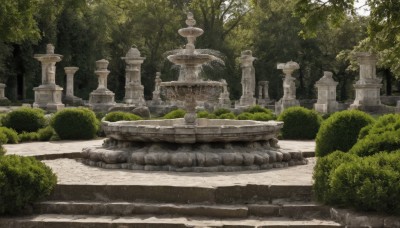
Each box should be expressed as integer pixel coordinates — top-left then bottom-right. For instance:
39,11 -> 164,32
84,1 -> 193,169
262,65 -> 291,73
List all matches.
252,112 -> 275,121
163,109 -> 186,119
213,108 -> 232,117
313,151 -> 359,203
18,132 -> 39,142
104,111 -> 142,122
315,110 -> 374,157
330,152 -> 400,214
37,126 -> 55,141
197,110 -> 210,118
1,108 -> 46,133
350,114 -> 400,157
51,108 -> 98,140
245,105 -> 271,114
236,112 -> 254,120
218,112 -> 236,119
277,106 -> 322,139
0,155 -> 57,214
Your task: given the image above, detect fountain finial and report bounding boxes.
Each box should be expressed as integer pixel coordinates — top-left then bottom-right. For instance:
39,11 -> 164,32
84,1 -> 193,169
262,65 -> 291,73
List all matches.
185,12 -> 196,27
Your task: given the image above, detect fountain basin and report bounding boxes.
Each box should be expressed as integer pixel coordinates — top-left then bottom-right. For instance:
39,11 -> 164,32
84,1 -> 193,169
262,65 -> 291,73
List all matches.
103,118 -> 283,144
167,54 -> 212,65
160,81 -> 223,101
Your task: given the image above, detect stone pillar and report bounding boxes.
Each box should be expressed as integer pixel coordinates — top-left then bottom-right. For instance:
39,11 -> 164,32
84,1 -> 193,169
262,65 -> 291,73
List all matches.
63,67 -> 83,106
275,61 -> 300,114
257,81 -> 270,106
33,44 -> 65,111
121,47 -> 146,106
238,50 -> 256,107
0,83 -> 10,105
314,71 -> 338,114
88,59 -> 116,112
152,72 -> 162,104
218,79 -> 231,108
350,52 -> 382,110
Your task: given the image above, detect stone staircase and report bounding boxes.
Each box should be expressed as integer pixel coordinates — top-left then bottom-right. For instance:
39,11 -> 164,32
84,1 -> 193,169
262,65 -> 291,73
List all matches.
0,184 -> 343,227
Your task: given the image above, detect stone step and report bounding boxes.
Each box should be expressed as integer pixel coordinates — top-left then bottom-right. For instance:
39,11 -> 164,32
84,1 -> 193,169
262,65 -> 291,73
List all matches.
0,214 -> 343,228
50,184 -> 313,204
34,201 -> 331,219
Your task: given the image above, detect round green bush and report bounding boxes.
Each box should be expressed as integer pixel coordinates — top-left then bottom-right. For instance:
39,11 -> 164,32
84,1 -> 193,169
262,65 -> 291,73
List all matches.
277,106 -> 323,140
0,155 -> 57,214
1,108 -> 46,133
37,126 -> 55,141
218,112 -> 236,119
313,151 -> 359,203
163,109 -> 186,119
315,110 -> 374,157
236,112 -> 254,120
330,152 -> 400,214
349,114 -> 400,157
252,112 -> 275,121
51,108 -> 99,140
197,110 -> 210,118
104,111 -> 142,122
213,108 -> 232,117
0,127 -> 18,144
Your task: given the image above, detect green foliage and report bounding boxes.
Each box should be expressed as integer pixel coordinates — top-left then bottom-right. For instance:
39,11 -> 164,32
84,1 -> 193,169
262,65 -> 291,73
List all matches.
350,114 -> 400,157
1,108 -> 46,133
37,126 -> 55,141
245,105 -> 272,114
277,107 -> 322,140
0,127 -> 18,144
0,155 -> 57,214
236,112 -> 254,120
213,108 -> 232,117
313,151 -> 359,203
163,109 -> 186,119
18,132 -> 39,142
252,112 -> 275,121
329,152 -> 400,214
197,111 -> 210,118
218,112 -> 236,119
0,131 -> 8,145
0,146 -> 5,156
51,108 -> 98,140
315,110 -> 374,157
104,111 -> 142,122
0,99 -> 11,106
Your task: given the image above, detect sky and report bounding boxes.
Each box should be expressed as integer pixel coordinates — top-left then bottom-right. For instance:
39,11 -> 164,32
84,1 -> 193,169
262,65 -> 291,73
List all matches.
355,0 -> 370,16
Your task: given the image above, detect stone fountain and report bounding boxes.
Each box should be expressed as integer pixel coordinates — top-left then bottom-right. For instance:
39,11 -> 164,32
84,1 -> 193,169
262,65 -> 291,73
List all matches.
82,13 -> 307,172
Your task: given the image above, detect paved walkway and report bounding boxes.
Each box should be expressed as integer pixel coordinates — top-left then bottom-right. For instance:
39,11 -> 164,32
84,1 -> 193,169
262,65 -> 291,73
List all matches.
4,139 -> 316,187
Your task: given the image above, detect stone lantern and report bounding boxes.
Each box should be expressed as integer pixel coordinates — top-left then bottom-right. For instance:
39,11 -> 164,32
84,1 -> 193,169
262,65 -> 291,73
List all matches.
350,52 -> 382,110
275,61 -> 300,114
257,81 -> 270,106
314,71 -> 338,114
121,47 -> 146,106
33,44 -> 65,111
88,59 -> 116,111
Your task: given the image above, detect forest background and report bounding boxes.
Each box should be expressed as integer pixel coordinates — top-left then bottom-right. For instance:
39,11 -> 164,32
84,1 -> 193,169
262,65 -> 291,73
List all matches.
1,0 -> 399,102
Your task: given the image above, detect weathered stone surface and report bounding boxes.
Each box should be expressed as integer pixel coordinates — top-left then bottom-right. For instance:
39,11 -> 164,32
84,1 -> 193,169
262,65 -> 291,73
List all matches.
242,153 -> 254,166
171,153 -> 192,167
275,152 -> 283,162
132,106 -> 150,118
204,153 -> 221,167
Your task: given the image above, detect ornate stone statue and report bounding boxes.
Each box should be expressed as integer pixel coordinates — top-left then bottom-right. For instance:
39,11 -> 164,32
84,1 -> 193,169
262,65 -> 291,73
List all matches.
275,61 -> 300,114
238,50 -> 256,107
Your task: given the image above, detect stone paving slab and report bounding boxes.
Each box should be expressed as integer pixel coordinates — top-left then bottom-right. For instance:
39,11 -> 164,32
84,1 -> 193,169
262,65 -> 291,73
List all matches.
42,157 -> 316,187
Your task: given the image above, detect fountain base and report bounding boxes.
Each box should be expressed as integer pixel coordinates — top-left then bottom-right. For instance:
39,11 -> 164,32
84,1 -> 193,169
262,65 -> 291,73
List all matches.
82,138 -> 307,172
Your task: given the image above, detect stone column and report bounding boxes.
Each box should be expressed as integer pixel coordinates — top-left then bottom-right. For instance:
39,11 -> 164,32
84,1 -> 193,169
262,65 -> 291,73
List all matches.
314,71 -> 338,114
0,83 -> 9,105
33,43 -> 65,111
88,59 -> 116,112
63,67 -> 83,106
350,52 -> 382,110
121,47 -> 146,106
238,50 -> 256,107
275,61 -> 300,114
257,81 -> 270,106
